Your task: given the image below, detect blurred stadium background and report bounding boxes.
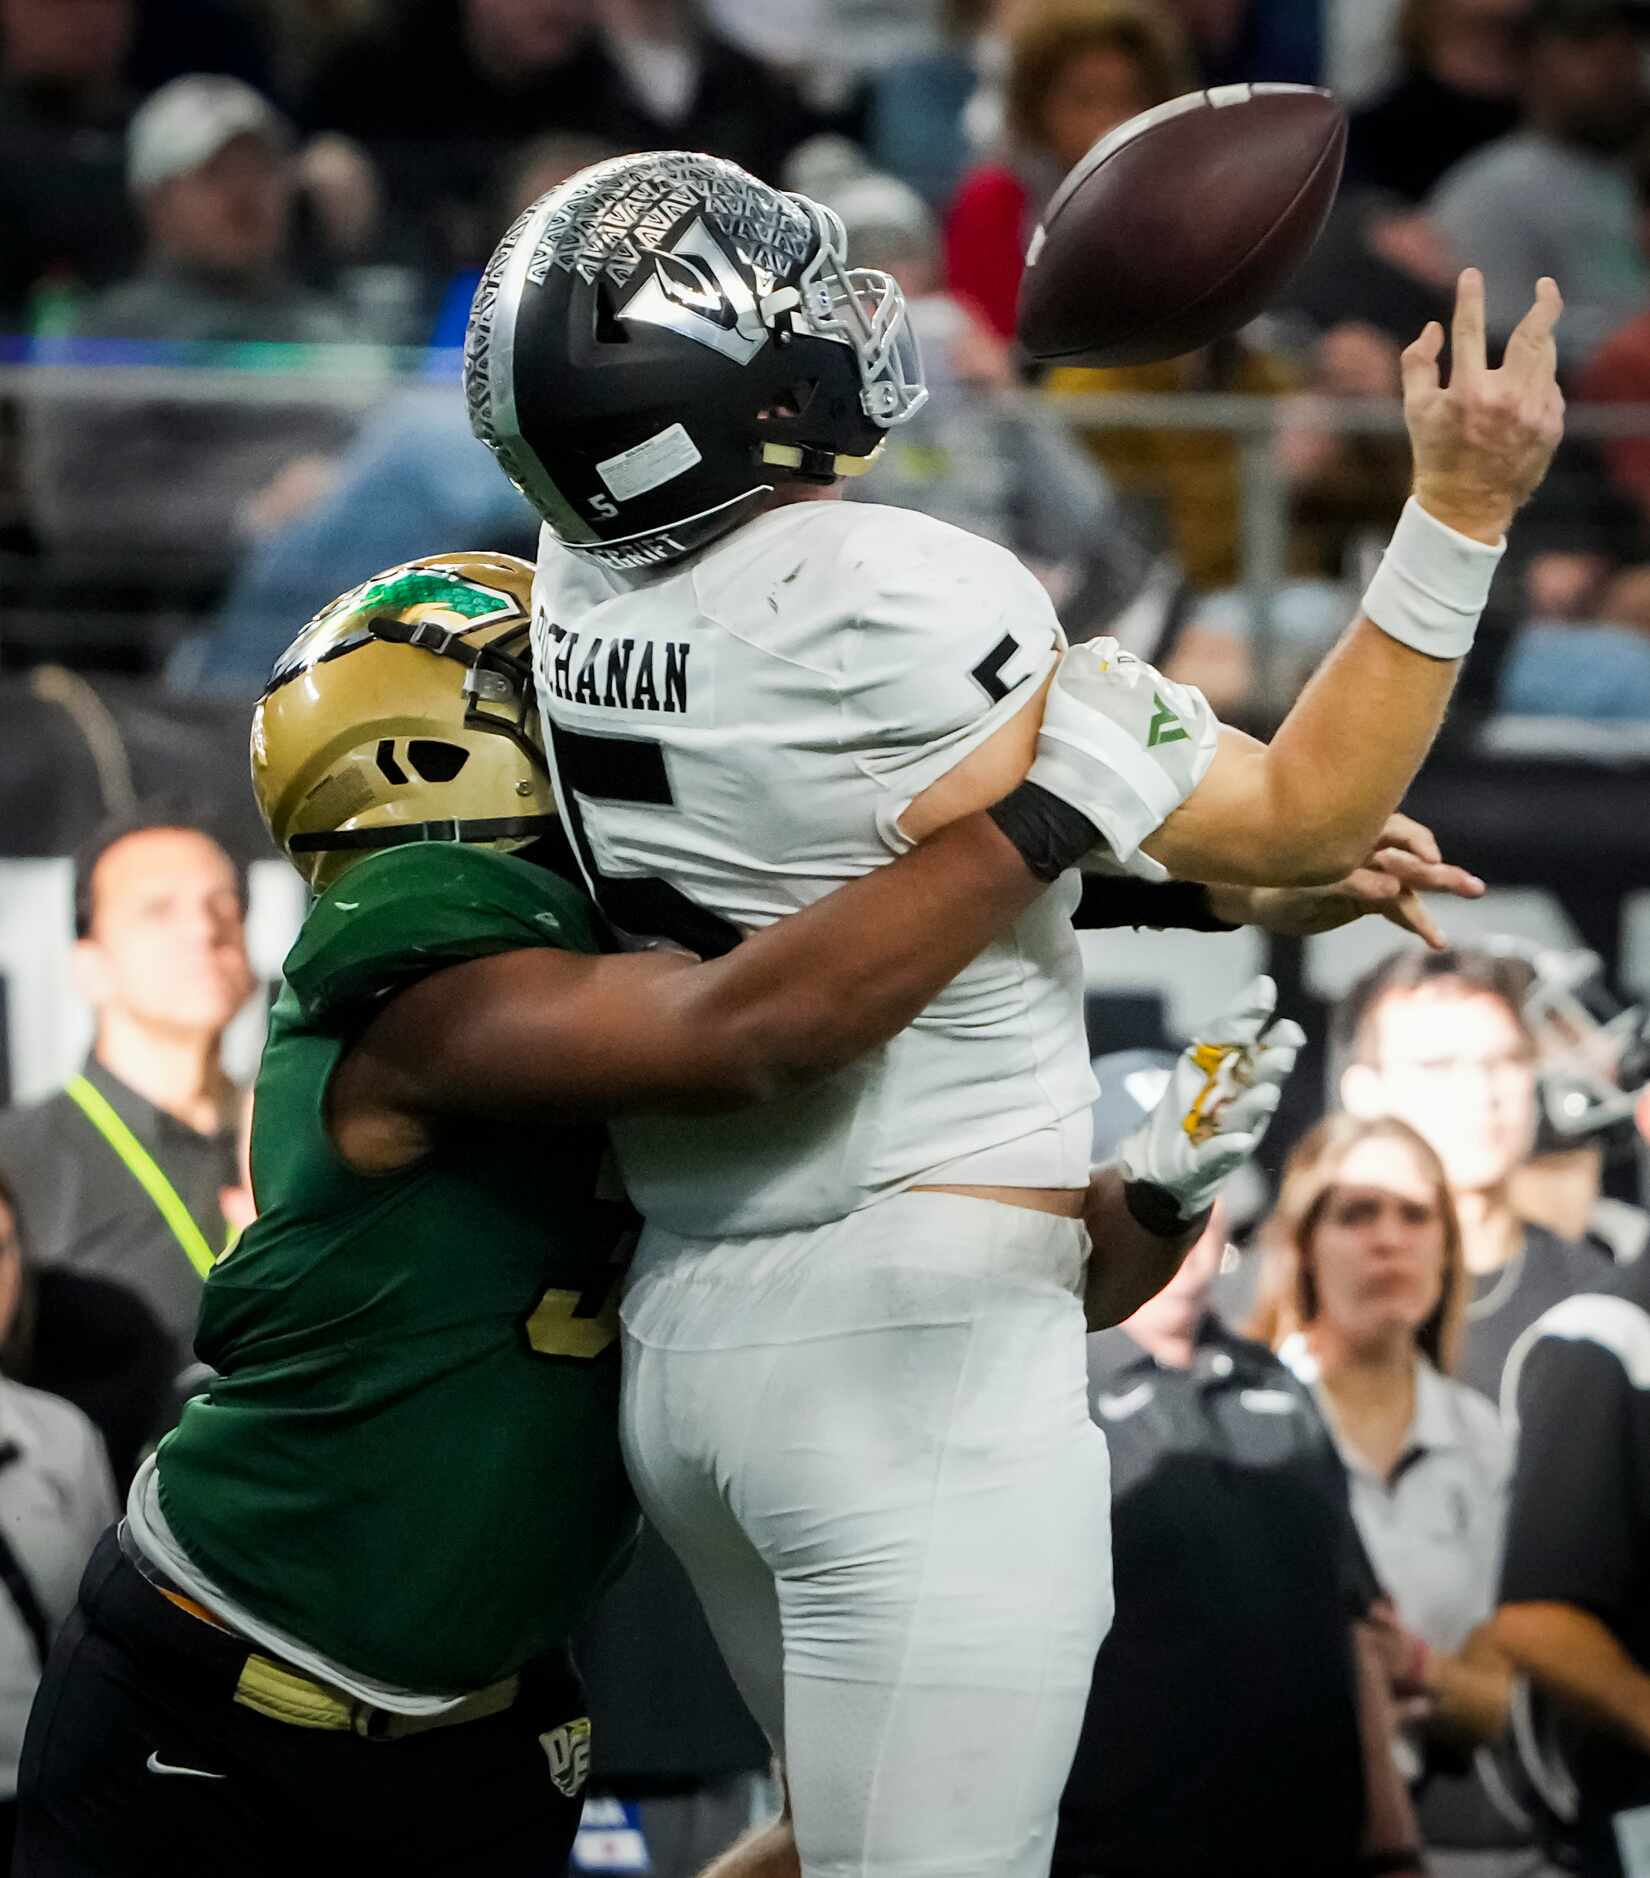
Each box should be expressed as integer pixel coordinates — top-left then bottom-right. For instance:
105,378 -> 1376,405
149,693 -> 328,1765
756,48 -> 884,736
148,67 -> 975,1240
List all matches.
4,0 -> 1650,1868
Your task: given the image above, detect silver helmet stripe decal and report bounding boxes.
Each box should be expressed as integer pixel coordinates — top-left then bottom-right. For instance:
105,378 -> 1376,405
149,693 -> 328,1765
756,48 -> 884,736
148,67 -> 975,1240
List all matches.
487,189 -> 598,546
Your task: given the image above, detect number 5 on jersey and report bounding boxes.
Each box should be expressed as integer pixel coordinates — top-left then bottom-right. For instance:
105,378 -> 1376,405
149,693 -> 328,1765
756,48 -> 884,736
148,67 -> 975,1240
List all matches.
525,1284 -> 619,1363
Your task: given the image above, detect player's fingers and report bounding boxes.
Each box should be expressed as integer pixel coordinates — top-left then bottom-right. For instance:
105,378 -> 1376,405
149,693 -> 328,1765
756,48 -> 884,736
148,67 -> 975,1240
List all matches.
1341,866 -> 1401,904
1258,1018 -> 1307,1057
1215,1082 -> 1282,1140
1382,887 -> 1447,952
1400,320 -> 1444,402
1371,849 -> 1486,898
1196,1132 -> 1259,1176
1450,268 -> 1487,381
1501,276 -> 1563,386
1245,1042 -> 1302,1092
1376,812 -> 1440,864
1199,973 -> 1277,1048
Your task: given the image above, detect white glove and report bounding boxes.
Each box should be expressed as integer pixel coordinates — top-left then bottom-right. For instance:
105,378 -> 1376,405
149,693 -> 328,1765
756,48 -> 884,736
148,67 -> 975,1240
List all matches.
1026,637 -> 1221,881
1115,974 -> 1305,1223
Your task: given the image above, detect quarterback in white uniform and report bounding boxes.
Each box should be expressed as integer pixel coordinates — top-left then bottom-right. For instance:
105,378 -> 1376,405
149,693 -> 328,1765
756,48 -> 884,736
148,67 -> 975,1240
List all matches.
466,152 -> 1565,1878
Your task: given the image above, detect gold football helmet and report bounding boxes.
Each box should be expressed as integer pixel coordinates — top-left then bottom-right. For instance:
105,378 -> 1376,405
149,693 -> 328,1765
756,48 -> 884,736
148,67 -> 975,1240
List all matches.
251,552 -> 555,892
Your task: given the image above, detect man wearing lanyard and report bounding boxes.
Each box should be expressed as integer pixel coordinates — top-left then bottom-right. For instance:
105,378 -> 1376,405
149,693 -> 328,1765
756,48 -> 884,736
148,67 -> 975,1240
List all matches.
0,814 -> 254,1373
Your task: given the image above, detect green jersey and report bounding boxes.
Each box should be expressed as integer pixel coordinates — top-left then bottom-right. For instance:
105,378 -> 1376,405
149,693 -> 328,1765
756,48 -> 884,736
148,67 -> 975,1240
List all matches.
155,844 -> 638,1694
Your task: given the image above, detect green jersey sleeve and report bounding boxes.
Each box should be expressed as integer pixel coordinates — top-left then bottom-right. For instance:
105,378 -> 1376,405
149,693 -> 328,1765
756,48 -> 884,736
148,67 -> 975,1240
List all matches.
284,844 -> 606,1031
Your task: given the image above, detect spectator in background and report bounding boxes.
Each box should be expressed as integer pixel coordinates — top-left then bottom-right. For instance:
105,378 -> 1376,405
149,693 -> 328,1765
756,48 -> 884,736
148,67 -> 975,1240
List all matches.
1336,947 -> 1608,1402
596,0 -> 819,185
1495,561 -> 1650,719
0,1169 -> 174,1496
1055,1058 -> 1424,1878
827,168 -> 1151,636
944,0 -> 1195,341
0,1173 -> 117,1869
869,0 -> 999,213
176,386 -> 540,693
0,814 -> 253,1373
23,75 -> 361,583
1253,1115 -> 1544,1878
1347,0 -> 1528,206
179,132 -> 602,695
1501,940 -> 1650,1263
0,0 -> 141,328
1161,0 -> 1322,86
1496,1265 -> 1650,1878
1579,134 -> 1650,522
429,134 -> 622,347
1160,321 -> 1413,715
1428,0 -> 1650,368
1046,332 -> 1295,596
300,0 -> 629,274
75,74 -> 352,346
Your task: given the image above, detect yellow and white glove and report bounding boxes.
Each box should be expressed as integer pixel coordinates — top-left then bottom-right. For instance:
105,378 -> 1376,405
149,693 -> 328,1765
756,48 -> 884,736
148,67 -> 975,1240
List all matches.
1116,975 -> 1305,1231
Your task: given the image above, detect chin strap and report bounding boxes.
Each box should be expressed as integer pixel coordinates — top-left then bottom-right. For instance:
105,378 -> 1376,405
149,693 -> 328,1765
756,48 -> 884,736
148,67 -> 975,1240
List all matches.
759,440 -> 884,479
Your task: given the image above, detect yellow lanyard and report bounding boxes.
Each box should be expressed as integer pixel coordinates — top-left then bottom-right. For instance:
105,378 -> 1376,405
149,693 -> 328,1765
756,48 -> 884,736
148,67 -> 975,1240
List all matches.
63,1074 -> 221,1279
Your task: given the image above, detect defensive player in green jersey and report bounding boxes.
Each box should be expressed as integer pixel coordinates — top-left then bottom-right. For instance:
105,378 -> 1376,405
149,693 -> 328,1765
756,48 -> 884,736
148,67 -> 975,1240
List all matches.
15,556 -> 1479,1878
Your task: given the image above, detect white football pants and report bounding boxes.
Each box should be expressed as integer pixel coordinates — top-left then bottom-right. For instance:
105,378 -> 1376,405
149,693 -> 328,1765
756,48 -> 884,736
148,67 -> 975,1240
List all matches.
618,1191 -> 1114,1878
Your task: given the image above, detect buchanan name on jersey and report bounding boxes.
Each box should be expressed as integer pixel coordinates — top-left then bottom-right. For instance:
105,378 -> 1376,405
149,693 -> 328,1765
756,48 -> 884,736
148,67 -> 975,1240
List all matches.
533,499 -> 1097,1236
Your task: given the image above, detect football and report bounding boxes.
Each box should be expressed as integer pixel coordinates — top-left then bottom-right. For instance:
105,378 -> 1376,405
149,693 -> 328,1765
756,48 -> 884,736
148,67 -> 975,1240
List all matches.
1017,84 -> 1347,368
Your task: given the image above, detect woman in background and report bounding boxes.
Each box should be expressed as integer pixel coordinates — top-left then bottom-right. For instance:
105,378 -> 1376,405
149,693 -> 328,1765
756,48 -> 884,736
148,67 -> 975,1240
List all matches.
1252,1113 -> 1559,1877
943,0 -> 1193,339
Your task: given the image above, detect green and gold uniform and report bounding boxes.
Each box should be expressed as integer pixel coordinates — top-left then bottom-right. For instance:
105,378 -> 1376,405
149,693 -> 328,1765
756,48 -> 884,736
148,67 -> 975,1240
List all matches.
153,842 -> 638,1695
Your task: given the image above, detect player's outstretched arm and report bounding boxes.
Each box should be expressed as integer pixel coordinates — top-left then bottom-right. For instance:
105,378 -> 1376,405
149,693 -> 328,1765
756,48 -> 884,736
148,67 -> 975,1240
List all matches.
1082,977 -> 1303,1329
333,800 -> 1058,1145
1035,271 -> 1564,888
1157,270 -> 1562,884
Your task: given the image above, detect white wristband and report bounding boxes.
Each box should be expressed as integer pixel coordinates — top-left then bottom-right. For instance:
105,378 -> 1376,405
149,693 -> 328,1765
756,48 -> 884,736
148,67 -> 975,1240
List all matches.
1360,497 -> 1506,660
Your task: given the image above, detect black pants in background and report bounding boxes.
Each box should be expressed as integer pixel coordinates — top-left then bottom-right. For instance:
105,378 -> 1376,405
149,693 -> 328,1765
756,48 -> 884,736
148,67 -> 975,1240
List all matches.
15,1529 -> 586,1877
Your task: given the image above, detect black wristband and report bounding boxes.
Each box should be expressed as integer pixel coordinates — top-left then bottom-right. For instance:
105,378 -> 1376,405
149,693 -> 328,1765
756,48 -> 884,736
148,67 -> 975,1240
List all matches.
1123,1176 -> 1211,1242
1073,876 -> 1243,933
1357,1854 -> 1427,1877
987,781 -> 1099,883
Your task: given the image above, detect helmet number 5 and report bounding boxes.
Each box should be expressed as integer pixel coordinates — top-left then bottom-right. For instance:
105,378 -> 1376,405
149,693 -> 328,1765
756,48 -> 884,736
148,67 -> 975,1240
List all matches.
589,492 -> 619,520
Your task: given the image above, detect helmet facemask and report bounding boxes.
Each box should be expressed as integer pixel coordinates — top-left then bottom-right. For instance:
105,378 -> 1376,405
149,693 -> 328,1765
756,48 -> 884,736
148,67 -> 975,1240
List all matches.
776,195 -> 928,430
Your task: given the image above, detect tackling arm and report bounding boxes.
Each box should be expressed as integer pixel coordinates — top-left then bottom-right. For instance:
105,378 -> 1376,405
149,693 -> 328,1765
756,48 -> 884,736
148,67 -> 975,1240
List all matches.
332,805 -> 1050,1156
1080,1166 -> 1204,1330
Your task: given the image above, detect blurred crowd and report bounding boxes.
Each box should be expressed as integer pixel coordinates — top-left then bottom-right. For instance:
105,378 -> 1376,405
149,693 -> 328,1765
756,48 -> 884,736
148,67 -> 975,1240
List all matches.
5,0 -> 1650,1873
4,0 -> 1650,723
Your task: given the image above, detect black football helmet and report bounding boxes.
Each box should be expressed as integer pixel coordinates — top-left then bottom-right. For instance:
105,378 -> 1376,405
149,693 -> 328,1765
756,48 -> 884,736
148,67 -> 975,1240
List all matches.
463,151 -> 927,572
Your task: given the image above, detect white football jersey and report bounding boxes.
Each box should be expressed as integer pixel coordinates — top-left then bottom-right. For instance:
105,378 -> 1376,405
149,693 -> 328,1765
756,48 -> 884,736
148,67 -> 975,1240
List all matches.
532,499 -> 1095,1235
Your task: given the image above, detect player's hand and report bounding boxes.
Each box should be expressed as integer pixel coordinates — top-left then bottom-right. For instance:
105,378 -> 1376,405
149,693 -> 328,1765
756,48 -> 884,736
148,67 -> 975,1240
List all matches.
1404,268 -> 1565,544
1116,975 -> 1305,1223
1227,814 -> 1485,950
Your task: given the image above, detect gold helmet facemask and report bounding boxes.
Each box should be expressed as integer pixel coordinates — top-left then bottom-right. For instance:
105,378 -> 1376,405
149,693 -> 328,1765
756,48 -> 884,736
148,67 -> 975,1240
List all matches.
251,553 -> 557,893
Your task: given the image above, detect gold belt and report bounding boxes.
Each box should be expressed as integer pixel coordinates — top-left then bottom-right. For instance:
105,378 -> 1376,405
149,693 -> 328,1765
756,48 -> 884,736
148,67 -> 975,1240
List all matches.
118,1521 -> 522,1739
231,1652 -> 522,1740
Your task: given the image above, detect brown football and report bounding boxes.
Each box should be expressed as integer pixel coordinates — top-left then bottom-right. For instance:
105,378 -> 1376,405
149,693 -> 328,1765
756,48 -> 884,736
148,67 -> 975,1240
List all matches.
1017,84 -> 1347,368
